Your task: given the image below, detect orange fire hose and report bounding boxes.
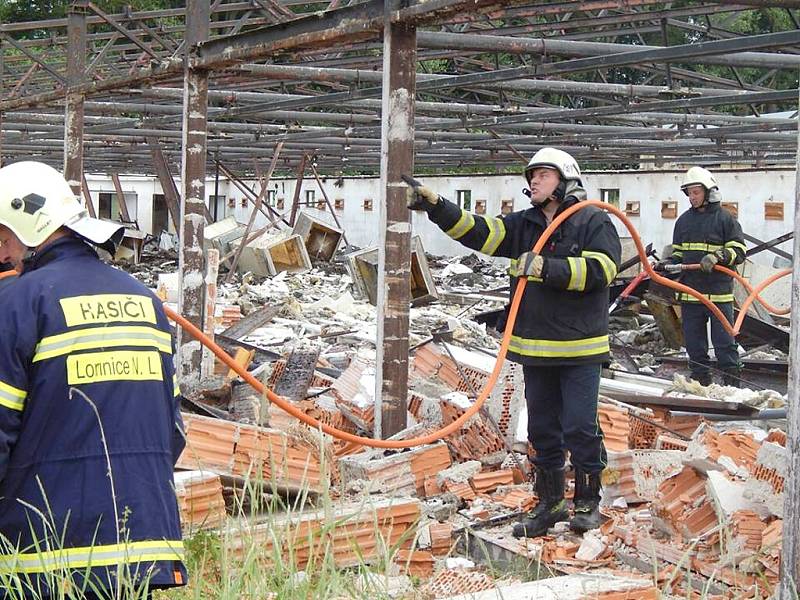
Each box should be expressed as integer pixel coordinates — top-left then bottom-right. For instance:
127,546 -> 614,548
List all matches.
164,200 -> 791,449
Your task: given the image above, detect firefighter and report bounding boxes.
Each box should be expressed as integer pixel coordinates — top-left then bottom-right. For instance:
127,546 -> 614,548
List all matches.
656,167 -> 746,387
0,162 -> 186,599
407,148 -> 621,537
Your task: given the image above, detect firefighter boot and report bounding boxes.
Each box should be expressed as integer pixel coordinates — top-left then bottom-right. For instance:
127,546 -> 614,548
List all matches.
721,368 -> 742,388
570,470 -> 603,534
691,371 -> 712,387
512,467 -> 568,539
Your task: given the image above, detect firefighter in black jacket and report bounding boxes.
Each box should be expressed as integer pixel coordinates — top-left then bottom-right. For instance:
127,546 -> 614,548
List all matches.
407,148 -> 621,537
658,167 -> 746,387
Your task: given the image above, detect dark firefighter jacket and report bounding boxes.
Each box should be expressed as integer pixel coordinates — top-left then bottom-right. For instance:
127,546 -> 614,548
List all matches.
0,236 -> 186,597
669,202 -> 746,303
426,190 -> 621,366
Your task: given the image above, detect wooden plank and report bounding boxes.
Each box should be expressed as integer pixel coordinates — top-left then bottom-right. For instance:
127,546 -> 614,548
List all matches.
219,303 -> 280,340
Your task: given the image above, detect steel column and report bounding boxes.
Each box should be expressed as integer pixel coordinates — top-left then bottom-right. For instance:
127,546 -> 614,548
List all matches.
373,2 -> 415,439
64,1 -> 87,197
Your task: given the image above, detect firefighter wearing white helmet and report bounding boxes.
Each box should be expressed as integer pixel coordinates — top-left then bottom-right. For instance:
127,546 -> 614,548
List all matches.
680,166 -> 721,204
659,167 -> 746,387
0,161 -> 123,270
0,161 -> 187,596
404,148 -> 621,540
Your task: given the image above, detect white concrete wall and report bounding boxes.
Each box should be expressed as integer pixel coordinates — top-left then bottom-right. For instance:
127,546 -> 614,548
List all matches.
84,168 -> 796,268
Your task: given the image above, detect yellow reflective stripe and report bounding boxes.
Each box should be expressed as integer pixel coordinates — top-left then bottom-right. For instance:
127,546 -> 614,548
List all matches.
672,243 -> 684,250
508,334 -> 609,358
445,210 -> 475,240
724,240 -> 746,250
33,326 -> 173,363
672,251 -> 683,257
0,380 -> 26,412
681,242 -> 723,252
582,251 -> 617,285
567,257 -> 587,291
173,373 -> 181,397
508,258 -> 517,274
0,540 -> 184,574
480,218 -> 506,255
680,293 -> 734,303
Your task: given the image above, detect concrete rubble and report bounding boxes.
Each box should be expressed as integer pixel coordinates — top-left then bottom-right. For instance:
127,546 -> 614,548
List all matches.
119,237 -> 790,599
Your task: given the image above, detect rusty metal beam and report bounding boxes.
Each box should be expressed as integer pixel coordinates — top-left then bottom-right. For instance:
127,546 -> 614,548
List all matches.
64,1 -> 86,198
289,153 -> 308,226
0,33 -> 66,85
87,2 -> 160,59
194,0 -> 384,69
147,137 -> 181,231
177,0 -> 210,387
374,2 -> 415,439
80,172 -> 96,218
111,173 -> 132,222
225,141 -> 284,283
309,162 -> 349,247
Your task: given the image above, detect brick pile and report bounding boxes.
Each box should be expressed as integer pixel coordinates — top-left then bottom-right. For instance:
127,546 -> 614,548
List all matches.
600,422 -> 787,598
177,412 -> 328,493
227,497 -> 420,569
174,470 -> 226,532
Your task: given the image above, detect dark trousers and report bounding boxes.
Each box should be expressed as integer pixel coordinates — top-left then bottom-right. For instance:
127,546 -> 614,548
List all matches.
681,301 -> 739,378
523,363 -> 606,474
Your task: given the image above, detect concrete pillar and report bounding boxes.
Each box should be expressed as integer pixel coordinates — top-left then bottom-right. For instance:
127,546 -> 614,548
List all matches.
177,0 -> 210,386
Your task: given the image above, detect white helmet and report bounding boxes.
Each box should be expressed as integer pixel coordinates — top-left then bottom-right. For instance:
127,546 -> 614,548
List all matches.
0,161 -> 124,251
525,148 -> 582,185
681,166 -> 718,200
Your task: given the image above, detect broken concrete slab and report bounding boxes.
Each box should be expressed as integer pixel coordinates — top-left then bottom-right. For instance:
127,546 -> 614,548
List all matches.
292,211 -> 343,261
744,440 -> 787,518
346,235 -> 438,306
603,449 -> 684,504
706,470 -> 760,521
233,232 -> 312,277
204,216 -> 245,255
441,572 -> 657,599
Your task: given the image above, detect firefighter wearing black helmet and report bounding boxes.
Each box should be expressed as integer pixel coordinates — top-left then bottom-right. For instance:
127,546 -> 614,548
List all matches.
406,147 -> 621,538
